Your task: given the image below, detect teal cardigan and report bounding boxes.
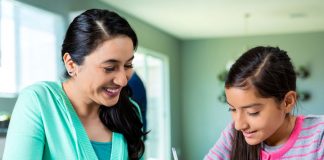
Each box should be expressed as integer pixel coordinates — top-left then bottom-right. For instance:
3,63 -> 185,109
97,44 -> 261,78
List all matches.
3,81 -> 140,160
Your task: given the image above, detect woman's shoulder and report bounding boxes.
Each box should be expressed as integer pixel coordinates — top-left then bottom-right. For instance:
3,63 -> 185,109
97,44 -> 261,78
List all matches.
20,81 -> 61,94
17,81 -> 63,103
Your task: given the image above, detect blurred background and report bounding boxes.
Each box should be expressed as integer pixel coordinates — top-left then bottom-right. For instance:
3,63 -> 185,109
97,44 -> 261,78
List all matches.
1,0 -> 324,159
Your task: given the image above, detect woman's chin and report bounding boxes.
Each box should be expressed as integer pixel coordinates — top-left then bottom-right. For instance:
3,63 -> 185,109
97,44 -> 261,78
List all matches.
101,100 -> 117,107
99,91 -> 120,107
101,97 -> 120,107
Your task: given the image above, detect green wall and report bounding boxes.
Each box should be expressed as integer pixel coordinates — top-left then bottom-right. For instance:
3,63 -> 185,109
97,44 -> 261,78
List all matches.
181,31 -> 324,160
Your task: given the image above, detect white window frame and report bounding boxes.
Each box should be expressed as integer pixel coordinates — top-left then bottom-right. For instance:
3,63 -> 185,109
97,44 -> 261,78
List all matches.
134,47 -> 171,160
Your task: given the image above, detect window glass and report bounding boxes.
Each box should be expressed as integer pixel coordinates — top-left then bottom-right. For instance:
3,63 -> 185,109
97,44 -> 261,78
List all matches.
0,0 -> 63,96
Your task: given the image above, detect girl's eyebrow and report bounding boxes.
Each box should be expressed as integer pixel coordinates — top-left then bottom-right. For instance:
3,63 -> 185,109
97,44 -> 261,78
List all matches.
227,102 -> 263,109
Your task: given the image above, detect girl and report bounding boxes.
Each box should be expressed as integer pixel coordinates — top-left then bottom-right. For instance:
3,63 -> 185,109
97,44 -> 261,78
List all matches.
205,46 -> 324,160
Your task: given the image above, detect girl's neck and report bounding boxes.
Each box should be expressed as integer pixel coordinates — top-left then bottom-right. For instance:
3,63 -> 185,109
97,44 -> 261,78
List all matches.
265,115 -> 296,146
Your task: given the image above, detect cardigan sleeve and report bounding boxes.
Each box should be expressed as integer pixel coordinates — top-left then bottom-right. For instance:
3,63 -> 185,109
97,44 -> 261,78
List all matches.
3,87 -> 45,160
204,123 -> 234,160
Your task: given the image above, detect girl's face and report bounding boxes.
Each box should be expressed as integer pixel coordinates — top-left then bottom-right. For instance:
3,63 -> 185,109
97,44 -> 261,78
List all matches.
73,36 -> 134,107
225,86 -> 292,146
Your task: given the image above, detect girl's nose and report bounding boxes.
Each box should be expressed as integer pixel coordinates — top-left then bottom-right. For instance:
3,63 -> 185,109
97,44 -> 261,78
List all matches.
234,114 -> 249,131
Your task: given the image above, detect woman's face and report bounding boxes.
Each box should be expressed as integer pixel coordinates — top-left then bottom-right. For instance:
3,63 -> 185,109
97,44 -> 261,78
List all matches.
225,86 -> 289,146
74,36 -> 134,107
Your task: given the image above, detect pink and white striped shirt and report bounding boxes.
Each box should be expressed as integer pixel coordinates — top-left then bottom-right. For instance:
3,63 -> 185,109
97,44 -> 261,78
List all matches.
204,115 -> 324,160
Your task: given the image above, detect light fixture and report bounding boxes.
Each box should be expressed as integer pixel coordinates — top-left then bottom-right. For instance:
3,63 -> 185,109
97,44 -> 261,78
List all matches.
244,12 -> 250,36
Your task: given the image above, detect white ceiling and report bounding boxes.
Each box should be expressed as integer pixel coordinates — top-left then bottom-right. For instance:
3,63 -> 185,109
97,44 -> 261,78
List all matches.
101,0 -> 324,39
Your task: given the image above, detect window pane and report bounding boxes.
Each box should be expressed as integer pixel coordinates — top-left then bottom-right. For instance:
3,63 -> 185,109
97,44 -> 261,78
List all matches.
18,5 -> 60,90
133,50 -> 170,160
0,1 -> 16,95
0,1 -> 63,95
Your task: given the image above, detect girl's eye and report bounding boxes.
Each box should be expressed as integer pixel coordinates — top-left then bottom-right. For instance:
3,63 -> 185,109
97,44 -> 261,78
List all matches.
248,112 -> 259,116
228,108 -> 236,112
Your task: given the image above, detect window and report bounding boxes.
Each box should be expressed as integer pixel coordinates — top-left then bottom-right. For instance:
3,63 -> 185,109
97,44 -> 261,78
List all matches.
0,0 -> 63,97
0,0 -> 16,96
133,48 -> 171,160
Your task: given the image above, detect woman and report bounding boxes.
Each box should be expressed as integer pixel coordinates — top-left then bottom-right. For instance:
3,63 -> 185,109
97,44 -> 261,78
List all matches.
3,9 -> 146,160
205,46 -> 324,160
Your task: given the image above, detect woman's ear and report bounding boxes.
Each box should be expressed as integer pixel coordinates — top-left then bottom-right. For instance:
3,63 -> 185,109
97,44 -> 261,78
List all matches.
63,52 -> 77,76
283,91 -> 297,113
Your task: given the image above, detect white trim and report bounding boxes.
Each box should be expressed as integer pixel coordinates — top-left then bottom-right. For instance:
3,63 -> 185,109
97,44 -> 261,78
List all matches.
0,92 -> 17,98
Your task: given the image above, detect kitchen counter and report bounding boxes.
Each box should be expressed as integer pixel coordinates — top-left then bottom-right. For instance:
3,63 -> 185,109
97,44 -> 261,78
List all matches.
0,128 -> 6,137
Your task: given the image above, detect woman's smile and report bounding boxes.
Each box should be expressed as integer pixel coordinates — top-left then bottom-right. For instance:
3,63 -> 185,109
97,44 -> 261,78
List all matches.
103,87 -> 122,97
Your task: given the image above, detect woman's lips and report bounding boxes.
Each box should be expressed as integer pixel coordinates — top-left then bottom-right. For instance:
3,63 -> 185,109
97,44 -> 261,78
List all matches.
104,87 -> 121,97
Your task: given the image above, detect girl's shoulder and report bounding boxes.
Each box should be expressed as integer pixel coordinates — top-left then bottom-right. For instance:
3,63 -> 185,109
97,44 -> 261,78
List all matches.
303,115 -> 324,124
300,115 -> 324,133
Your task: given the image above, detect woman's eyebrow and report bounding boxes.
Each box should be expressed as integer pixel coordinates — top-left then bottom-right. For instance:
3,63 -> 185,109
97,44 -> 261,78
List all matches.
101,55 -> 134,64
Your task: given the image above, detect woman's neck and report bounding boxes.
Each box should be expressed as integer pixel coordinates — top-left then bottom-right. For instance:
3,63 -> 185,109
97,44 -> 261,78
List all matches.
62,79 -> 100,119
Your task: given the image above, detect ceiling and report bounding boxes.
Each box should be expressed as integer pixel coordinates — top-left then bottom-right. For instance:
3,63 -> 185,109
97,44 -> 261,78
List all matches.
101,0 -> 324,39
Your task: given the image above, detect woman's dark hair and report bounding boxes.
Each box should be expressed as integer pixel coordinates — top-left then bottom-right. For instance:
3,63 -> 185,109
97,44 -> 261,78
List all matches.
61,9 -> 145,159
225,46 -> 296,160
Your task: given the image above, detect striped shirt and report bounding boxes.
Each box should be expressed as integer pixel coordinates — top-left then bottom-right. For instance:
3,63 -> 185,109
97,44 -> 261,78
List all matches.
204,115 -> 324,160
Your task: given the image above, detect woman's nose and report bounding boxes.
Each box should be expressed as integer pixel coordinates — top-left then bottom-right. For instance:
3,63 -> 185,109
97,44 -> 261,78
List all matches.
113,71 -> 128,87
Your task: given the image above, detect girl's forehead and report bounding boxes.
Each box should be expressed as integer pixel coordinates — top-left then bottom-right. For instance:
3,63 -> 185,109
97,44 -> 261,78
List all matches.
226,87 -> 266,106
225,86 -> 259,97
226,86 -> 281,109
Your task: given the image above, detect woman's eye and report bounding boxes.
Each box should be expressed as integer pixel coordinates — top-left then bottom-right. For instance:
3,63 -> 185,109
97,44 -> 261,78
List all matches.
125,64 -> 133,69
104,67 -> 115,72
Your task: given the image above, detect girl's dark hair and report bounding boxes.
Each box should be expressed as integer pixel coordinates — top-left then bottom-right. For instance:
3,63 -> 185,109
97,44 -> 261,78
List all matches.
225,46 -> 296,160
61,9 -> 145,159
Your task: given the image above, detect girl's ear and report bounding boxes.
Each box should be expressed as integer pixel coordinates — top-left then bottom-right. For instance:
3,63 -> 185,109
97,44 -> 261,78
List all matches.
283,91 -> 297,113
63,52 -> 77,76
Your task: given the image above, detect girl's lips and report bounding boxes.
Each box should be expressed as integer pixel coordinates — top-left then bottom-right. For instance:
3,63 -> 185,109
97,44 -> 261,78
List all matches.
242,131 -> 256,138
